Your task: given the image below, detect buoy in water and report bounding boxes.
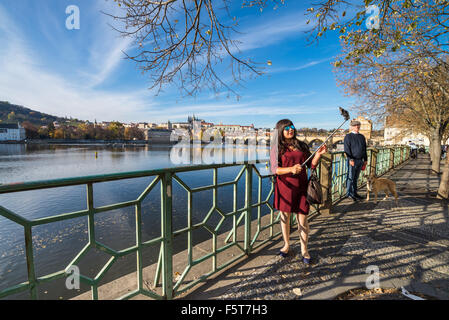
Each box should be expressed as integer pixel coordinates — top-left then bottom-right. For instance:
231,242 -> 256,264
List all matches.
95,151 -> 98,158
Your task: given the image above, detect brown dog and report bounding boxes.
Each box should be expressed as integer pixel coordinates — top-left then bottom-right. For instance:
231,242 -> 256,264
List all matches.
365,174 -> 398,205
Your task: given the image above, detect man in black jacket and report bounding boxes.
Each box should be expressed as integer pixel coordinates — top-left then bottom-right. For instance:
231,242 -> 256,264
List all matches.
344,120 -> 368,202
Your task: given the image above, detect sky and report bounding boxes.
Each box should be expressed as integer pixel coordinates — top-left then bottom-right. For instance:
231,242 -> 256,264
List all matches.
0,0 -> 366,129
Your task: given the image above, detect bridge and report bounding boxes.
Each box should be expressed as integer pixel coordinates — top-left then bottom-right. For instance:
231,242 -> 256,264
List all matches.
2,146 -> 447,300
179,129 -> 385,148
217,134 -> 345,146
213,134 -> 382,148
296,134 -> 345,147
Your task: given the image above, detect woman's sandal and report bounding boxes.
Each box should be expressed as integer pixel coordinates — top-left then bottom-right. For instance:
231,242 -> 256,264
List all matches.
279,250 -> 289,258
302,256 -> 311,264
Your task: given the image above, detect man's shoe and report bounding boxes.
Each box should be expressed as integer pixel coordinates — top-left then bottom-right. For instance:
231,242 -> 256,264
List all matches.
348,196 -> 358,203
354,194 -> 364,200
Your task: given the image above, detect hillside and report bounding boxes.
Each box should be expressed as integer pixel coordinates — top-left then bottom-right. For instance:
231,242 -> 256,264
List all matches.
0,101 -> 80,127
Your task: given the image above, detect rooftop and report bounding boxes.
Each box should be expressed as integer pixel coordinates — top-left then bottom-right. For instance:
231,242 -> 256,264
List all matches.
0,123 -> 20,129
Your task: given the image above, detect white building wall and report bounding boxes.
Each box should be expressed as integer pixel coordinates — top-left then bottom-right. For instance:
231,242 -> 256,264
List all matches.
0,127 -> 26,141
384,127 -> 443,146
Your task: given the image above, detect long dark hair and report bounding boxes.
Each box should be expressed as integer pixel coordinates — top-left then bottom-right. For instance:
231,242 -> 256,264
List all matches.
275,119 -> 309,159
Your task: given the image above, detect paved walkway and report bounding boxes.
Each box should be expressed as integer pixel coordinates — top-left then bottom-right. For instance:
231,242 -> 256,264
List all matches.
182,155 -> 449,300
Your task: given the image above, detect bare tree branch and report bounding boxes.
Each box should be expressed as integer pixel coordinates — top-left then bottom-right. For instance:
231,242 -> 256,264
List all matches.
104,0 -> 284,97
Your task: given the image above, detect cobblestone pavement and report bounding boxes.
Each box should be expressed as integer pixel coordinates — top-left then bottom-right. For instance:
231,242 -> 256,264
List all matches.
216,155 -> 449,300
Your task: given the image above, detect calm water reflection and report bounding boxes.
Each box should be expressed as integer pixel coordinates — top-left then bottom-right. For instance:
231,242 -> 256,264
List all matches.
0,143 -> 273,299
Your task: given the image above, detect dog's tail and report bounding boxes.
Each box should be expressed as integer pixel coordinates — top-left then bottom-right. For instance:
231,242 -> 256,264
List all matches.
389,182 -> 398,200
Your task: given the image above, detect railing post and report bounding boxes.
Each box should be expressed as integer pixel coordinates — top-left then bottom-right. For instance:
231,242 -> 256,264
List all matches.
370,148 -> 378,176
135,202 -> 143,292
87,183 -> 95,246
389,147 -> 395,170
244,163 -> 252,255
319,152 -> 332,216
87,182 -> 98,300
161,171 -> 173,300
24,225 -> 38,300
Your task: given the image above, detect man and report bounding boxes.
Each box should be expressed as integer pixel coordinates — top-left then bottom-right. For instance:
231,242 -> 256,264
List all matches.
408,141 -> 418,159
344,120 -> 368,202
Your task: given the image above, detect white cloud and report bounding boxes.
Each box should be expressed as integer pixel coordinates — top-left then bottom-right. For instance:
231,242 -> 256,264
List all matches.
232,10 -> 311,53
0,47 -> 153,122
85,1 -> 136,87
146,100 -> 335,122
86,36 -> 134,87
267,57 -> 334,74
0,4 -> 156,122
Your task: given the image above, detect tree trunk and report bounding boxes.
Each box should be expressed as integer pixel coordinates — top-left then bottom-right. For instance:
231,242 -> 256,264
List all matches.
429,130 -> 442,174
437,156 -> 449,199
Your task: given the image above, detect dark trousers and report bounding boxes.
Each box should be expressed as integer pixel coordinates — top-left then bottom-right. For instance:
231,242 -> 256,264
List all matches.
346,159 -> 363,198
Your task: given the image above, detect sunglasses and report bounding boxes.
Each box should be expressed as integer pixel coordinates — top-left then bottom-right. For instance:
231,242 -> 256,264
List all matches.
283,125 -> 295,131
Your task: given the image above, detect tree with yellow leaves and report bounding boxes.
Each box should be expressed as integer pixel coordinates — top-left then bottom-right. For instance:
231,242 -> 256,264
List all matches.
318,0 -> 449,197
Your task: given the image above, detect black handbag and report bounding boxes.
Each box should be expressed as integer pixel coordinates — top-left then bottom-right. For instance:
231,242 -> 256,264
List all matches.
307,168 -> 323,205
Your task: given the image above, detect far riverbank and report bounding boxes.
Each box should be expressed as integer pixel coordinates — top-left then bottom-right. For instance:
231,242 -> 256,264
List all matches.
0,139 -> 177,146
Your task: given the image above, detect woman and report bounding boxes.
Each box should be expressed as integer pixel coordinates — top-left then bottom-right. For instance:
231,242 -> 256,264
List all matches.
270,119 -> 327,264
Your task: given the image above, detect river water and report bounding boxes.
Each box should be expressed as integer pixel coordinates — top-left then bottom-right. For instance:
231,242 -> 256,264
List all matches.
0,143 -> 273,299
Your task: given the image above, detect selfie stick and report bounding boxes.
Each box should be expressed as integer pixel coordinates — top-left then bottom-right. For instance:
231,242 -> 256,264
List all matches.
300,107 -> 351,168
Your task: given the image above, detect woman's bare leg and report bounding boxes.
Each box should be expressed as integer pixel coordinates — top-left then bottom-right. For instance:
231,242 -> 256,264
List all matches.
297,213 -> 310,259
280,211 -> 291,253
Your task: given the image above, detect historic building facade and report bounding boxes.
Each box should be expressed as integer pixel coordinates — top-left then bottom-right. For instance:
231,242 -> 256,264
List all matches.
0,123 -> 26,141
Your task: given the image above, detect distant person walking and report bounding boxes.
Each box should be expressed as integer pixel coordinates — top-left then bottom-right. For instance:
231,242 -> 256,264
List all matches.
441,144 -> 447,159
344,120 -> 367,202
408,141 -> 418,159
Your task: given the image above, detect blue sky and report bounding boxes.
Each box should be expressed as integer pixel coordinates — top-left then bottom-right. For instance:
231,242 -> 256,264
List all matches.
0,0 -> 365,129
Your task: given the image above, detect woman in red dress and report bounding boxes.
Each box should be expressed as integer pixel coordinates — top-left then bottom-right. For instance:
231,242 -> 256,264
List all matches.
270,119 -> 327,264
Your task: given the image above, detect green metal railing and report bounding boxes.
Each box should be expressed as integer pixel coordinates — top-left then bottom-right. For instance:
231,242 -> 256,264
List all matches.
0,146 -> 409,300
330,146 -> 410,203
376,147 -> 391,176
0,160 -> 281,300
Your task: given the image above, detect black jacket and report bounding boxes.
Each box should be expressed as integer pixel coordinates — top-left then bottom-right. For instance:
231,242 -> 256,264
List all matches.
344,132 -> 367,162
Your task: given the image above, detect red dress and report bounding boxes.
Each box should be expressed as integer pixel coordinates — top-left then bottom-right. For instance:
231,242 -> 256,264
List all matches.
273,148 -> 315,215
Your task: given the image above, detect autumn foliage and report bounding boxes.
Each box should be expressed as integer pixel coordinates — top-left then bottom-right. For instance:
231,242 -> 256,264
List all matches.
24,122 -> 145,141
